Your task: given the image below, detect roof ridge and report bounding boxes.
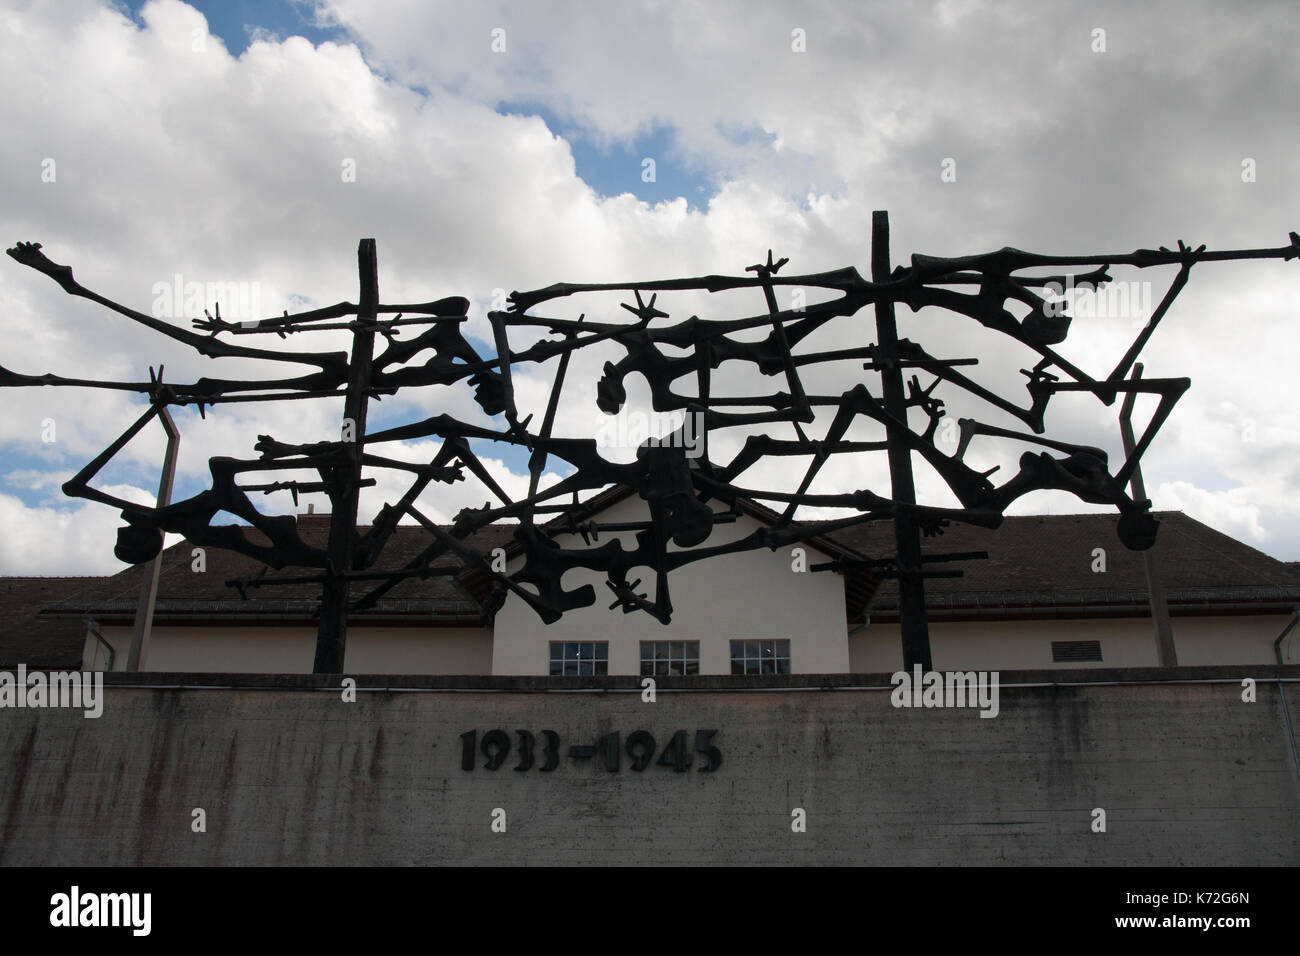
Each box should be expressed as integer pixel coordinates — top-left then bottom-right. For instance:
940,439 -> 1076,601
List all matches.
0,574 -> 107,580
1161,511 -> 1293,579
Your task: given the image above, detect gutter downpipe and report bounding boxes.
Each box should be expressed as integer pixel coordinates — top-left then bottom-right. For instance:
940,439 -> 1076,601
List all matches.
1274,607 -> 1300,782
88,618 -> 115,671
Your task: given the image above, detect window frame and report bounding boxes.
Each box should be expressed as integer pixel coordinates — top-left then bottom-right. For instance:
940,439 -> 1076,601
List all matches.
638,640 -> 701,676
548,640 -> 609,676
729,639 -> 791,675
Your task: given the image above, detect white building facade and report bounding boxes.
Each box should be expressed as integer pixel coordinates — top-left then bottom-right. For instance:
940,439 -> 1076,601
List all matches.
4,496 -> 1296,676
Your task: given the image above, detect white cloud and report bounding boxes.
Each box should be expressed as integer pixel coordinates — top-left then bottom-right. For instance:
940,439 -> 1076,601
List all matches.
0,484 -> 166,575
1149,480 -> 1270,549
0,0 -> 1297,580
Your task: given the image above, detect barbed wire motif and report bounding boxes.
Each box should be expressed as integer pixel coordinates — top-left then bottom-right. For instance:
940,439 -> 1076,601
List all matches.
5,212 -> 1297,671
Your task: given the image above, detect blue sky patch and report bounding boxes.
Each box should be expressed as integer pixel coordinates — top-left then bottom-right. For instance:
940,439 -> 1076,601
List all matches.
117,1 -> 718,208
496,100 -> 715,210
118,0 -> 345,55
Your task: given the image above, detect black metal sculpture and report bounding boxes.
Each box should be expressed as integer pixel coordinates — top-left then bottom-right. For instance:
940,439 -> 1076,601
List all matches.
6,212 -> 1296,672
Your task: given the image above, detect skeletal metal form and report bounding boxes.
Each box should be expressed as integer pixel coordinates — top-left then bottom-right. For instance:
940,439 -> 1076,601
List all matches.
5,213 -> 1297,672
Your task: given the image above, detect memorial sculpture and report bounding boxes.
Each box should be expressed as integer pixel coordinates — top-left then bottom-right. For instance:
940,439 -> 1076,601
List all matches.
6,212 -> 1296,671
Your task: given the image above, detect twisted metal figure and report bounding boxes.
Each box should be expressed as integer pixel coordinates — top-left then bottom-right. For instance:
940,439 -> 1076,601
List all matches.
5,213 -> 1296,671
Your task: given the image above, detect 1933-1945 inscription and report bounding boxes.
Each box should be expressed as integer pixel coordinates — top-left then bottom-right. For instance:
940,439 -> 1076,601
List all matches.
460,729 -> 721,773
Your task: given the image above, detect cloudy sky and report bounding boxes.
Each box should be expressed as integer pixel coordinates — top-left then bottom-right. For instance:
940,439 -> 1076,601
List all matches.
1,0 -> 1297,578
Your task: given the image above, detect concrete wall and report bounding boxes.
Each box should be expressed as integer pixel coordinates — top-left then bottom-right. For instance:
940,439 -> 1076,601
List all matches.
492,494 -> 849,675
850,614 -> 1298,672
87,625 -> 493,675
2,668 -> 1297,865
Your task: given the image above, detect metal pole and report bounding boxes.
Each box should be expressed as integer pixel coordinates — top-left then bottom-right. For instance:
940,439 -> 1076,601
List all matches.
1119,363 -> 1177,666
313,238 -> 379,673
126,406 -> 179,671
872,211 -> 933,671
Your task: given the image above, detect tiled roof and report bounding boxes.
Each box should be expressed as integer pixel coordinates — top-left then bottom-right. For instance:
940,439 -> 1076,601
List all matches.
0,576 -> 102,667
818,511 -> 1300,619
44,518 -> 516,625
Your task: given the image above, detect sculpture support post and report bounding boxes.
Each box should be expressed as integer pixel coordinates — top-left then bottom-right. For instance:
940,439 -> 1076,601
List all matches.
872,210 -> 933,671
1120,363 -> 1177,666
313,238 -> 379,673
126,406 -> 179,672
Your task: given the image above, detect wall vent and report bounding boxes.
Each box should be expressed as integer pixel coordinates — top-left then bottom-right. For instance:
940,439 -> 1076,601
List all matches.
1051,640 -> 1103,663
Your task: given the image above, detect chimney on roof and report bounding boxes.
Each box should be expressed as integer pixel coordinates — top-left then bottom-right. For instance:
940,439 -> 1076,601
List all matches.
297,506 -> 332,531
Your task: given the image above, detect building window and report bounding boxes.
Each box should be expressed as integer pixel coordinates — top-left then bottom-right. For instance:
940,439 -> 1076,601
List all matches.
549,641 -> 608,676
730,639 -> 791,675
1051,640 -> 1103,663
639,641 -> 700,676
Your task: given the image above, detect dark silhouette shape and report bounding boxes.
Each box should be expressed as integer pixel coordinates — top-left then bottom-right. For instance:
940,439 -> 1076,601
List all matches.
6,214 -> 1296,672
